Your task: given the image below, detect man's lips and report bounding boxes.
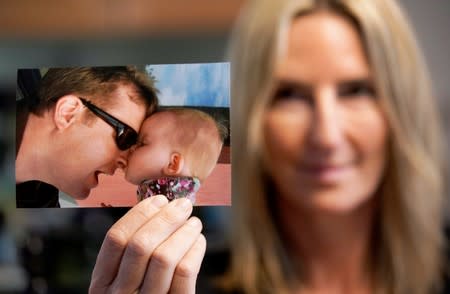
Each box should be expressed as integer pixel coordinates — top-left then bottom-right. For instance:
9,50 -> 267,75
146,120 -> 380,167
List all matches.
92,172 -> 100,187
92,170 -> 115,186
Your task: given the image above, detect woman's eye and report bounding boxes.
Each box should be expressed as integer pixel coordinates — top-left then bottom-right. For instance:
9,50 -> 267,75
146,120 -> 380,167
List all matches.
273,86 -> 311,102
338,82 -> 376,98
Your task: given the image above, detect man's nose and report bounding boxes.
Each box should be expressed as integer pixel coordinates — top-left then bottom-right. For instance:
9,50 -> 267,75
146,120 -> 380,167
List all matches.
308,88 -> 342,151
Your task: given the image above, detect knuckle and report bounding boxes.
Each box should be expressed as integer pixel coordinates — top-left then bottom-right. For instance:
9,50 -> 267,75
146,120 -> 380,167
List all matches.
158,207 -> 184,226
106,286 -> 119,294
151,248 -> 176,269
175,261 -> 199,278
108,284 -> 130,294
196,234 -> 206,248
186,216 -> 203,231
194,234 -> 207,257
127,235 -> 153,258
174,234 -> 206,278
88,284 -> 106,294
197,233 -> 207,249
133,206 -> 153,224
104,227 -> 128,250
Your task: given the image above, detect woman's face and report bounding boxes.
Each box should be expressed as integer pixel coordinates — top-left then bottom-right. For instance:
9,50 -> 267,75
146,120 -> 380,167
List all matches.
264,12 -> 388,213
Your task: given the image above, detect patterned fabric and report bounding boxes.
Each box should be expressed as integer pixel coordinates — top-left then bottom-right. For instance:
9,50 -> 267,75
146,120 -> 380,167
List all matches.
137,177 -> 201,204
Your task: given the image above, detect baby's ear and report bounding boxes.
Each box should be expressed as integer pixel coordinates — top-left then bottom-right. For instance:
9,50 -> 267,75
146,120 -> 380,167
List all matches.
164,152 -> 185,176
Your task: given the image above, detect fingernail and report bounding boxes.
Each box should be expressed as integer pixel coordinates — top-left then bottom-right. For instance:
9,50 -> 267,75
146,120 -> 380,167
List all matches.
175,198 -> 191,211
187,217 -> 201,228
150,195 -> 167,207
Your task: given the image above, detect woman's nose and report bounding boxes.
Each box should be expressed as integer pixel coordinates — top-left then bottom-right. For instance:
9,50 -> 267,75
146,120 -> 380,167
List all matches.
308,89 -> 342,151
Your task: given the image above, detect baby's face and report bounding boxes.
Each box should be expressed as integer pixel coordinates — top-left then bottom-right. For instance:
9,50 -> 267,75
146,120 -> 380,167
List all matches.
125,114 -> 173,185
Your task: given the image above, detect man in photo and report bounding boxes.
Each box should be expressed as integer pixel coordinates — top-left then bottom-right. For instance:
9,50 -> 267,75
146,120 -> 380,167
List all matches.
15,66 -> 158,208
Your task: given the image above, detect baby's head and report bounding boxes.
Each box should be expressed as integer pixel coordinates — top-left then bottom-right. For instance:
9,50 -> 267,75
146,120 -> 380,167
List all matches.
125,108 -> 225,185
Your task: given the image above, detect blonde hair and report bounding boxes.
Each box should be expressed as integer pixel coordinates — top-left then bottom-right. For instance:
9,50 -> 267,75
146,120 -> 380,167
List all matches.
161,108 -> 224,181
228,0 -> 446,293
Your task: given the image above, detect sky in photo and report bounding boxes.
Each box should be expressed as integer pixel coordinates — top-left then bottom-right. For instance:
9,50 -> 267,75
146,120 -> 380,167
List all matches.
146,62 -> 230,107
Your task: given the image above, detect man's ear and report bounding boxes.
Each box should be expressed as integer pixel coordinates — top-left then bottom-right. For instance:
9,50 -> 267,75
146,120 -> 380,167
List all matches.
163,152 -> 185,176
53,95 -> 83,130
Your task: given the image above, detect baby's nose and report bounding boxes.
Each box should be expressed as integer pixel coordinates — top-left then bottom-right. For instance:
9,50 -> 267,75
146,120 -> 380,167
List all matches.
116,154 -> 128,170
128,144 -> 137,155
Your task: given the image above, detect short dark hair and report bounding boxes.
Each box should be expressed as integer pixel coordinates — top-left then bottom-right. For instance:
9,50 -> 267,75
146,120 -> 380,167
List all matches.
34,66 -> 158,116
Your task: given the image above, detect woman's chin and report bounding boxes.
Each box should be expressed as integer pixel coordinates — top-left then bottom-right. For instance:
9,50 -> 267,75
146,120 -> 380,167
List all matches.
281,187 -> 375,216
310,195 -> 372,215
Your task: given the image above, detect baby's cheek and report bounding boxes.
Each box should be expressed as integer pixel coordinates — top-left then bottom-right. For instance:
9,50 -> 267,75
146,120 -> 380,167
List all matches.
123,167 -> 132,182
124,157 -> 141,183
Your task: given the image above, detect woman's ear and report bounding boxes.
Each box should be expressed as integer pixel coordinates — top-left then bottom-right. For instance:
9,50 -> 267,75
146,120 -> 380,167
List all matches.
163,152 -> 185,176
53,95 -> 83,130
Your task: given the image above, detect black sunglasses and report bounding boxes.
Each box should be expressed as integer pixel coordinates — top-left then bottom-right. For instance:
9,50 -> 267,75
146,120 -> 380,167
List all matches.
79,97 -> 138,151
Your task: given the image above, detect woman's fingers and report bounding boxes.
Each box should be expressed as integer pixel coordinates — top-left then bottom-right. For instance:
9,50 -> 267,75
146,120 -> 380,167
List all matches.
89,195 -> 169,293
89,195 -> 206,294
110,197 -> 193,293
170,233 -> 207,294
139,217 -> 204,293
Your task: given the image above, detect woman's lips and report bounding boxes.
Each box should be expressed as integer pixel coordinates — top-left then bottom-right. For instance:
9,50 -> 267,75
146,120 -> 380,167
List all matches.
299,163 -> 352,183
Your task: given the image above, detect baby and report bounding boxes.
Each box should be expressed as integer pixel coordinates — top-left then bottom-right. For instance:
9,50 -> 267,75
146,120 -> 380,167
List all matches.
125,108 -> 226,204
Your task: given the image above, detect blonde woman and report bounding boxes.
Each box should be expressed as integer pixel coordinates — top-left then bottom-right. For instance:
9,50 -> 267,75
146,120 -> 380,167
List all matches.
88,1 -> 447,293
224,0 -> 449,293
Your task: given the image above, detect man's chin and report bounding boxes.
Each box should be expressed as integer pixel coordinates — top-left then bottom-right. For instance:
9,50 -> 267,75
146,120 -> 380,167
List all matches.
61,187 -> 91,200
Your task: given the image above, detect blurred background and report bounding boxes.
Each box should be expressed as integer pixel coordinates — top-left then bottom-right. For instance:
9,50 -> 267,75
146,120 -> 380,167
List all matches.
0,0 -> 449,293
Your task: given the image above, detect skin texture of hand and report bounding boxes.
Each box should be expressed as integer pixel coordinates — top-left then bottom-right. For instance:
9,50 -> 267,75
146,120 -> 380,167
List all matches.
89,195 -> 206,294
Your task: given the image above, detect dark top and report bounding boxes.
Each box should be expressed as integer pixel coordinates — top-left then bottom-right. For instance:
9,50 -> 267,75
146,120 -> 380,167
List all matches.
199,229 -> 450,294
16,181 -> 60,208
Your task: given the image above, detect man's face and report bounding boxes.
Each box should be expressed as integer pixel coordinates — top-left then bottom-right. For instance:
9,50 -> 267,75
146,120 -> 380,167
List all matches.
52,84 -> 147,199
